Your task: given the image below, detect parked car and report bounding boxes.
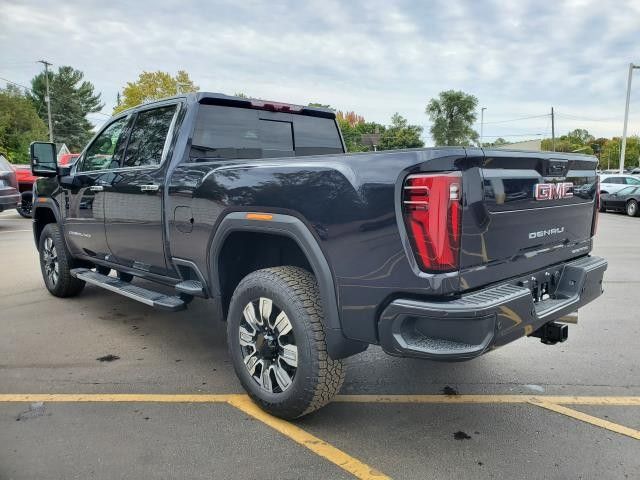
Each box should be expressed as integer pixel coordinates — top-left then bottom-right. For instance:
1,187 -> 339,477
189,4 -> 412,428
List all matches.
13,164 -> 39,217
600,186 -> 640,216
0,155 -> 20,213
28,92 -> 607,419
58,153 -> 80,166
599,174 -> 640,194
630,167 -> 640,175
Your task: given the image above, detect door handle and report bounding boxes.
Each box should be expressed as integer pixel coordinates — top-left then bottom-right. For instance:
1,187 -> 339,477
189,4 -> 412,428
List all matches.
140,184 -> 160,192
89,186 -> 104,192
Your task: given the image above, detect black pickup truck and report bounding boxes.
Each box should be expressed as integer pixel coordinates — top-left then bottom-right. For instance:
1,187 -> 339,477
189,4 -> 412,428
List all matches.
29,92 -> 607,419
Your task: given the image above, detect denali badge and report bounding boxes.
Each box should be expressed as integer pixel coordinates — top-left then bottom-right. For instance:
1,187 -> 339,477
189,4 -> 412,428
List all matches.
534,182 -> 573,200
529,227 -> 565,239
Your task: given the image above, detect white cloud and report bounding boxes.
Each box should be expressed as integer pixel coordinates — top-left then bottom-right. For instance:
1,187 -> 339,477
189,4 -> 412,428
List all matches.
0,0 -> 638,145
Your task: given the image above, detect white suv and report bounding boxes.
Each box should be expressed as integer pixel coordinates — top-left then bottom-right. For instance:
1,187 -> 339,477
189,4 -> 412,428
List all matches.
599,174 -> 640,194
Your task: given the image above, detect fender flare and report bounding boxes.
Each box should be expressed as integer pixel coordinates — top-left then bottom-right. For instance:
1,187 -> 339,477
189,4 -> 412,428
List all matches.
32,198 -> 62,246
209,212 -> 367,359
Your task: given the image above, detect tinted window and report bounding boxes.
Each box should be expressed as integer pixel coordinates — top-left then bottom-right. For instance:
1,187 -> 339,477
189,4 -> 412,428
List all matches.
123,105 -> 176,168
292,115 -> 343,156
80,116 -> 129,172
625,177 -> 640,185
191,105 -> 341,161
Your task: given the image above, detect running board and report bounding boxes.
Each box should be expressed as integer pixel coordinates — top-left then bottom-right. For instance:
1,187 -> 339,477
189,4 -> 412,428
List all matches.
71,268 -> 186,311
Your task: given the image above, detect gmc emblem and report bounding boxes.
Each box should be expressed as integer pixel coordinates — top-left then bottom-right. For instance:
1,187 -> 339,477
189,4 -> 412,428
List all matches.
534,182 -> 573,201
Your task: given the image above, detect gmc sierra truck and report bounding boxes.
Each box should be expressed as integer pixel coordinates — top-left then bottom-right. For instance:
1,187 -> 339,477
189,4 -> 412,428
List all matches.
29,92 -> 607,419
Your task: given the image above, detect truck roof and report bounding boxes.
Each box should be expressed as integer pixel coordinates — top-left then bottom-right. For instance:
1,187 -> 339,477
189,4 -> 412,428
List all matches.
117,91 -> 335,118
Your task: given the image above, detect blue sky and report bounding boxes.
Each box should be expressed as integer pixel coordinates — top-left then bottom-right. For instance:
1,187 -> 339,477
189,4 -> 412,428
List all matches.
1,0 -> 638,145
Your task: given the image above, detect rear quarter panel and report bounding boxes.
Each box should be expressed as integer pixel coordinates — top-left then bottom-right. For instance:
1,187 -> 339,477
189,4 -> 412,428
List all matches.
167,148 -> 472,343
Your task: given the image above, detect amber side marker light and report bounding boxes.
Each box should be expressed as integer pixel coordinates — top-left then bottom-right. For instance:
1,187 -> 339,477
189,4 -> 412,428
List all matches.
38,197 -> 47,203
245,213 -> 273,221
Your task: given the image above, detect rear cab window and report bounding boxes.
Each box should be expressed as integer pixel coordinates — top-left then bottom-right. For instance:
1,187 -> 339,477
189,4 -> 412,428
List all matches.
190,105 -> 343,161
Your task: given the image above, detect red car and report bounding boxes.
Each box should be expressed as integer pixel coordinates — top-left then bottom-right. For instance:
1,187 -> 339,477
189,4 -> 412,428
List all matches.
13,153 -> 79,217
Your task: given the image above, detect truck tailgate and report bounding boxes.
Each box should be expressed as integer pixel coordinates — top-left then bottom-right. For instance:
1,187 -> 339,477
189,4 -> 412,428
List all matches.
459,150 -> 598,290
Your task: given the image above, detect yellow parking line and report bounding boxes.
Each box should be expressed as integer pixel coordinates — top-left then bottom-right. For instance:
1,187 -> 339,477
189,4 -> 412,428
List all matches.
334,395 -> 640,406
1,393 -> 639,405
530,400 -> 640,440
227,396 -> 390,480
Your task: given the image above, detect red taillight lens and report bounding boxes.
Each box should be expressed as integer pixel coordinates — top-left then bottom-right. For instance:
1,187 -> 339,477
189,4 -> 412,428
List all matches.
402,172 -> 462,272
592,176 -> 600,236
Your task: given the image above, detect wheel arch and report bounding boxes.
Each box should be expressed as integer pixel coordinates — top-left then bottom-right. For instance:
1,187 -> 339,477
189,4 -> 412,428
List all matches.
32,201 -> 60,247
209,212 -> 367,359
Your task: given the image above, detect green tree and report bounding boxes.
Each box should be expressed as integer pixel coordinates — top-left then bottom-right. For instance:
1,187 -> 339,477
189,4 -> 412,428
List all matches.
0,85 -> 48,163
600,136 -> 640,170
30,65 -> 103,151
542,129 -> 595,154
114,70 -> 198,114
378,113 -> 424,150
426,90 -> 479,146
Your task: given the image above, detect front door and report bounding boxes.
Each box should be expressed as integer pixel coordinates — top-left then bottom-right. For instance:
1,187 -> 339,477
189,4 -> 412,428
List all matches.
62,115 -> 130,259
103,104 -> 179,277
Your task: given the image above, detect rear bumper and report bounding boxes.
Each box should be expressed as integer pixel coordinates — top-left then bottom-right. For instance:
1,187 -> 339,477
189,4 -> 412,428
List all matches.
378,256 -> 607,361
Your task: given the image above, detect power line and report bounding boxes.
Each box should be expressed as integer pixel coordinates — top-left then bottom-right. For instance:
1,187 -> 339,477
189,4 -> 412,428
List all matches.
482,114 -> 549,125
0,76 -> 32,91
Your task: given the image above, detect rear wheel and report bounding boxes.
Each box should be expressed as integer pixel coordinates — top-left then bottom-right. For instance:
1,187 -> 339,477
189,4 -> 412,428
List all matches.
626,199 -> 638,217
227,266 -> 345,419
16,195 -> 33,218
38,223 -> 85,297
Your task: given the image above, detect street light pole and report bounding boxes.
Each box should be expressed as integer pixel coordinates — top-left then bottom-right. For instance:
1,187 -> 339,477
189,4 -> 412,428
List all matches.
479,107 -> 486,147
37,60 -> 54,143
620,62 -> 639,173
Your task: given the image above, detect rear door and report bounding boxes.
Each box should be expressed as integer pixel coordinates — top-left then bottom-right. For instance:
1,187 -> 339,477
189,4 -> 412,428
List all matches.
103,103 -> 179,276
62,115 -> 130,259
459,149 -> 598,289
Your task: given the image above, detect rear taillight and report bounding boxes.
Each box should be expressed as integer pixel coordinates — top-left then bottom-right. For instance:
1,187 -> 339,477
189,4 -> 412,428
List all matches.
592,176 -> 600,236
402,172 -> 462,272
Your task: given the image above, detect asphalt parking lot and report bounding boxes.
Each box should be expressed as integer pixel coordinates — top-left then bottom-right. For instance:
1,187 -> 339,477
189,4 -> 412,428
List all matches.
0,209 -> 638,480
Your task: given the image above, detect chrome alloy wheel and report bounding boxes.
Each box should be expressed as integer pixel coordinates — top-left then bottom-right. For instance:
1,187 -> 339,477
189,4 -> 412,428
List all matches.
42,236 -> 59,286
239,297 -> 298,393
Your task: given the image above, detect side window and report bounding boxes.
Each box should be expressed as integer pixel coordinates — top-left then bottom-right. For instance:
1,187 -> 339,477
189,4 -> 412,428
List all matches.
625,177 -> 640,185
123,105 -> 177,168
601,177 -> 611,183
612,177 -> 624,184
293,115 -> 343,156
79,116 -> 129,172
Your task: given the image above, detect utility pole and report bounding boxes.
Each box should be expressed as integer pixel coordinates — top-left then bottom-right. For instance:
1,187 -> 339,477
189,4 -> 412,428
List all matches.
37,60 -> 54,142
620,63 -> 639,173
479,107 -> 486,147
551,107 -> 555,152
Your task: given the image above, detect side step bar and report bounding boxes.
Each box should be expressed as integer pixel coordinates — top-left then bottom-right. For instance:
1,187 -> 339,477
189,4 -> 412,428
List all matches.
71,268 -> 186,311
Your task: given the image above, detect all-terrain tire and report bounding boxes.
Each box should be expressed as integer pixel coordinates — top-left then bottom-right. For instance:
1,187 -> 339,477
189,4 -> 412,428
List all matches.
38,223 -> 85,297
227,266 -> 345,419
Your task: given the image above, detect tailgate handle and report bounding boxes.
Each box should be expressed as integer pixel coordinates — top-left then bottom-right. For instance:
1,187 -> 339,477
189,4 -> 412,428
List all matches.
140,184 -> 160,192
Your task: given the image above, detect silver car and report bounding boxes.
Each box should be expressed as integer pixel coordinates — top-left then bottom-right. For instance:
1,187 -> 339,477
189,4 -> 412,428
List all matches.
599,174 -> 640,195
